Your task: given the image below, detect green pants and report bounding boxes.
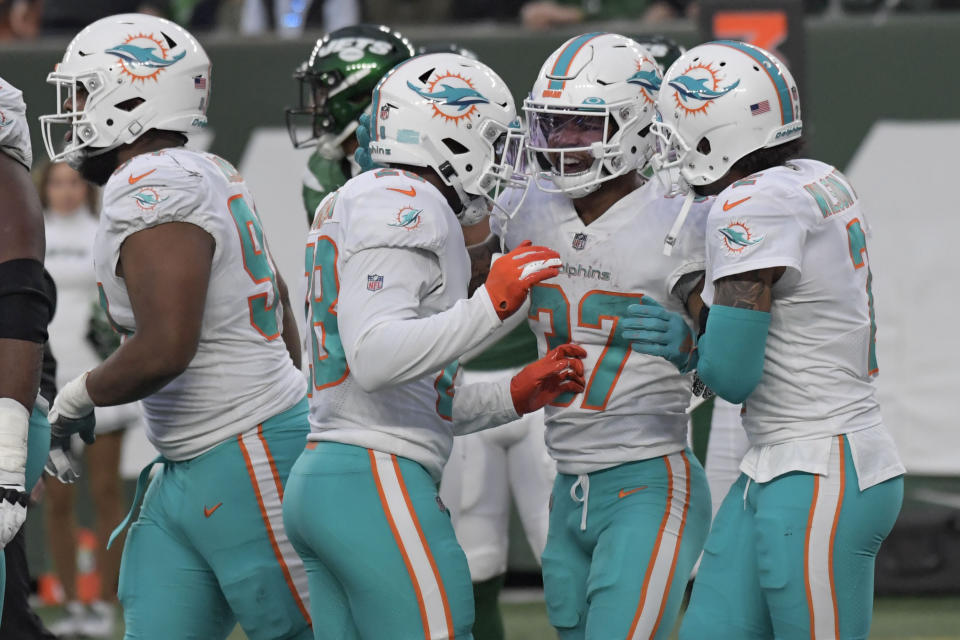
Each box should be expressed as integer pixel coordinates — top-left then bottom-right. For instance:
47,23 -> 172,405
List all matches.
283,441 -> 475,640
680,435 -> 903,640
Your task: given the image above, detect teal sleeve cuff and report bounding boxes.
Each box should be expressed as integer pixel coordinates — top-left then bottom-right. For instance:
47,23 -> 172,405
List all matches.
696,305 -> 771,405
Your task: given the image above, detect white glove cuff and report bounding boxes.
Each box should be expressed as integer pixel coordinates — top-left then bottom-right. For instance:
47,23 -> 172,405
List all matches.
0,398 -> 29,485
56,371 -> 96,418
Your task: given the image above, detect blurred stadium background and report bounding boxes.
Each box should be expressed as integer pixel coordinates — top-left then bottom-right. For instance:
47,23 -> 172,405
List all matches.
5,0 -> 960,636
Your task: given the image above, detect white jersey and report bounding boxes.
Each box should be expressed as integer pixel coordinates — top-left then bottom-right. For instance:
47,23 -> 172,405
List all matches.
304,169 -> 517,480
0,77 -> 32,168
95,148 -> 306,460
702,159 -> 887,444
497,179 -> 713,474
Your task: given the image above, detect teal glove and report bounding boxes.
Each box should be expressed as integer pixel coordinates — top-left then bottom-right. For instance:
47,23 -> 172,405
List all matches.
621,303 -> 698,373
353,112 -> 382,173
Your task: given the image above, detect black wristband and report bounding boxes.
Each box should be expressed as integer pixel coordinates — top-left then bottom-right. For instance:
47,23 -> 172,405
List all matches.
0,259 -> 54,342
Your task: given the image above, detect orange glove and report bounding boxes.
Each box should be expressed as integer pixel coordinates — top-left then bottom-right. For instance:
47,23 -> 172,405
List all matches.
485,240 -> 562,320
510,343 -> 587,415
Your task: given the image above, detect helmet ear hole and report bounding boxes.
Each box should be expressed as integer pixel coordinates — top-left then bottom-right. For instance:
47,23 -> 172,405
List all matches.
442,138 -> 470,155
115,98 -> 145,112
697,137 -> 711,155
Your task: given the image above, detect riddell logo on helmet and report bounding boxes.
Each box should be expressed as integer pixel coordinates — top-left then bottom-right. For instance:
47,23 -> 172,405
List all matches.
105,33 -> 186,83
541,89 -> 562,98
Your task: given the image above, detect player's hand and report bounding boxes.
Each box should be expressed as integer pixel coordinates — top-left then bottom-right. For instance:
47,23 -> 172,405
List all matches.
46,372 -> 96,483
510,344 -> 586,414
0,486 -> 27,548
354,112 -> 382,173
621,303 -> 698,373
485,241 -> 562,320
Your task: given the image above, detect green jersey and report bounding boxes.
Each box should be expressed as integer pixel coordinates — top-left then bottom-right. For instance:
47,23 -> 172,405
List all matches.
302,151 -> 349,224
464,322 -> 539,371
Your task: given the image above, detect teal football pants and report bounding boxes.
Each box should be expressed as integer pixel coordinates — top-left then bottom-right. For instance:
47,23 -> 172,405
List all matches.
542,450 -> 711,640
117,398 -> 312,640
680,434 -> 903,640
283,442 -> 475,640
0,403 -> 51,625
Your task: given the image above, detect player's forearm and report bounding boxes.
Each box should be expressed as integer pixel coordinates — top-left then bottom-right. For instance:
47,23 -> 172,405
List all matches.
348,288 -> 502,392
452,376 -> 518,436
276,273 -> 302,369
467,234 -> 500,296
85,334 -> 193,406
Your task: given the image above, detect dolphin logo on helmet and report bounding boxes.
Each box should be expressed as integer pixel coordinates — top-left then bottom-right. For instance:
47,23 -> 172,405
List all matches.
670,75 -> 740,103
406,81 -> 490,111
626,69 -> 662,93
105,43 -> 186,69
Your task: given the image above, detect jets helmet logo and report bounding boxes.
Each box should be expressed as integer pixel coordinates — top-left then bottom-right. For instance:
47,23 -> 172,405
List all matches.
407,71 -> 490,124
669,62 -> 740,117
106,33 -> 186,83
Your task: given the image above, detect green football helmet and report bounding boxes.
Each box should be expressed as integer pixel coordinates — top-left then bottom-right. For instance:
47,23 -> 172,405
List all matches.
286,24 -> 415,156
632,34 -> 686,72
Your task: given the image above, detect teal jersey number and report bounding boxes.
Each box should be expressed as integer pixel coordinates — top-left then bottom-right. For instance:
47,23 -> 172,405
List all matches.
305,236 -> 349,391
434,360 -> 459,421
529,284 -> 644,410
228,195 -> 281,340
845,218 -> 878,375
578,290 -> 644,410
529,284 -> 575,406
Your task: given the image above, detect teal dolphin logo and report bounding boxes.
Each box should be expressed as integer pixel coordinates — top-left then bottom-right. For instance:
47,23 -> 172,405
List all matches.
718,222 -> 762,252
389,207 -> 423,230
406,81 -> 489,112
670,75 -> 740,103
627,69 -> 662,93
132,188 -> 169,210
106,44 -> 186,69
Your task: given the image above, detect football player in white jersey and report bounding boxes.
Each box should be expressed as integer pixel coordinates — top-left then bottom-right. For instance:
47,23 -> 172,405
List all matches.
0,76 -> 56,624
40,14 -> 314,639
628,41 -> 905,639
281,52 -> 587,640
481,33 -> 715,639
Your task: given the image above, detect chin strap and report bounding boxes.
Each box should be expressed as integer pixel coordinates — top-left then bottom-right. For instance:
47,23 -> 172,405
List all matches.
663,189 -> 695,257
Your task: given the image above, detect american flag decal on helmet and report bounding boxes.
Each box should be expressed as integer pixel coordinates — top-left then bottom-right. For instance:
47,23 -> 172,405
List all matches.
750,100 -> 770,116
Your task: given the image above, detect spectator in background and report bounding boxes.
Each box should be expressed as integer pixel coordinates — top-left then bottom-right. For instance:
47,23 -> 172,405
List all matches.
39,162 -> 139,640
40,0 -> 166,35
240,0 -> 360,37
0,0 -> 42,40
521,0 -> 693,29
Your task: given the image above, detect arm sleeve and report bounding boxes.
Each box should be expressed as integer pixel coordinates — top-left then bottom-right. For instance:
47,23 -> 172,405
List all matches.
697,305 -> 771,404
452,374 -> 519,436
338,245 -> 504,392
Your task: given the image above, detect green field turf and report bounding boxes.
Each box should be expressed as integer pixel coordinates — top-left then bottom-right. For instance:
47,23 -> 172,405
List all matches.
37,594 -> 960,639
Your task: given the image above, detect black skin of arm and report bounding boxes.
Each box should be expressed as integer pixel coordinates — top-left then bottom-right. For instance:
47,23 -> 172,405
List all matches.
0,152 -> 45,411
467,233 -> 501,296
85,222 -> 214,406
276,271 -> 302,370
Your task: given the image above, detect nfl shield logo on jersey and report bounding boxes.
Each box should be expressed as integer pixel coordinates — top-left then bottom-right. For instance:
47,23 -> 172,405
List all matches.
367,274 -> 384,291
572,232 -> 588,251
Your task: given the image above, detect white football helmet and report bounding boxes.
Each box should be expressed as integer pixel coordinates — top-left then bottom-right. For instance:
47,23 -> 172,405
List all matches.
368,52 -> 527,226
652,40 -> 802,188
523,32 -> 663,199
40,13 -> 211,167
